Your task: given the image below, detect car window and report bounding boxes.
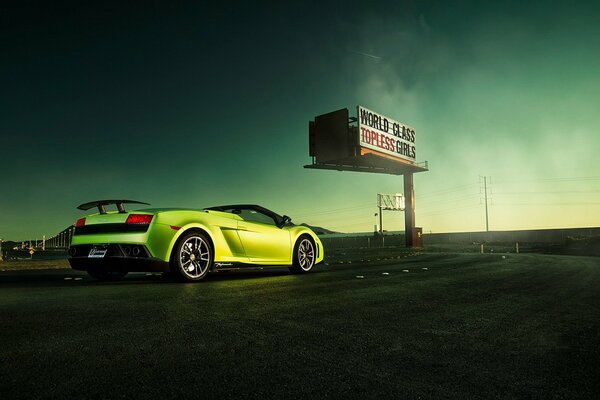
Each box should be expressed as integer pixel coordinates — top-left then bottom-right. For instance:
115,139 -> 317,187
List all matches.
234,209 -> 277,226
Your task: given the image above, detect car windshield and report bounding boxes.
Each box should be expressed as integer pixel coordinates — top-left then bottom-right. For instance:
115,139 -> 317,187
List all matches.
231,208 -> 276,225
206,205 -> 284,227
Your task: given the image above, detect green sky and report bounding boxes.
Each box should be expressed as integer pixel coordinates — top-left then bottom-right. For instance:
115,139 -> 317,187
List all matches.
1,1 -> 599,240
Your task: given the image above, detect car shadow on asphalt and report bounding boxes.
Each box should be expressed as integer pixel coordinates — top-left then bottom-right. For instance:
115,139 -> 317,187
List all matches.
0,267 -> 326,288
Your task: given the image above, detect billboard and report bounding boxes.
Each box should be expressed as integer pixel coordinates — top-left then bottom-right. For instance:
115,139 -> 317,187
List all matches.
310,108 -> 352,163
377,193 -> 405,211
358,105 -> 416,164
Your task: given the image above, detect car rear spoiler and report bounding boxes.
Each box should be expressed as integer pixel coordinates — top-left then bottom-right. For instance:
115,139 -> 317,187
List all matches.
77,200 -> 150,214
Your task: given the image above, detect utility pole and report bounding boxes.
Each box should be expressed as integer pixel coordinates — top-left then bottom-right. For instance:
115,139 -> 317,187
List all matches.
482,176 -> 490,232
378,206 -> 383,235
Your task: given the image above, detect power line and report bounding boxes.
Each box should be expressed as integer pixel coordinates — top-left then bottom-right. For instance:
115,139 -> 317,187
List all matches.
418,204 -> 481,218
494,190 -> 600,195
417,183 -> 478,198
495,202 -> 600,206
418,193 -> 480,208
294,205 -> 373,219
495,176 -> 600,184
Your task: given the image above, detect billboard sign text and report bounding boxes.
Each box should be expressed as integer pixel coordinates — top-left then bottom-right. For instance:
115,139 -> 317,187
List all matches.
358,105 -> 416,163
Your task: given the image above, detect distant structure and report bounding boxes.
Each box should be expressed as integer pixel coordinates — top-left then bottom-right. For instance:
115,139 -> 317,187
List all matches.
377,193 -> 405,235
305,106 -> 428,247
47,226 -> 75,249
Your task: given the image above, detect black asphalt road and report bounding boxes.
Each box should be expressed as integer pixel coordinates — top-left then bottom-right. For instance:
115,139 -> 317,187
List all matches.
1,253 -> 599,399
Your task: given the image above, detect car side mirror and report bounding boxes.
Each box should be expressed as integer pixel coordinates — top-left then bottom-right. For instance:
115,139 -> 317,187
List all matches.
280,215 -> 292,228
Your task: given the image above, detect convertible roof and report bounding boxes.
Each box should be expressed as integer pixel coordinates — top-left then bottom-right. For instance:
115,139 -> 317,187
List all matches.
205,204 -> 283,220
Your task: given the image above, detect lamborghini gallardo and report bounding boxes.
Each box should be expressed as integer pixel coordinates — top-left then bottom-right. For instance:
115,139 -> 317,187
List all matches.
68,200 -> 324,281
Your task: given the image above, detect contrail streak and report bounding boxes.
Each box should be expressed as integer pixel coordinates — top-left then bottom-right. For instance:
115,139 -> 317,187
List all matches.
348,49 -> 382,60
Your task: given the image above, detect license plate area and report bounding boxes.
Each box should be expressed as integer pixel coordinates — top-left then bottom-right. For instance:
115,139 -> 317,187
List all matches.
89,246 -> 108,258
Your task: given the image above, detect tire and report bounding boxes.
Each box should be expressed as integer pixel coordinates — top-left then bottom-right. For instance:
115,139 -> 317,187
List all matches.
289,235 -> 316,274
87,270 -> 128,281
170,231 -> 213,282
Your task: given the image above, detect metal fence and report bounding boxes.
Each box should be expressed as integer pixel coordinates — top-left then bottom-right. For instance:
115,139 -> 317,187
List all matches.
46,226 -> 76,249
0,225 -> 74,260
319,227 -> 600,251
423,227 -> 600,244
320,234 -> 405,250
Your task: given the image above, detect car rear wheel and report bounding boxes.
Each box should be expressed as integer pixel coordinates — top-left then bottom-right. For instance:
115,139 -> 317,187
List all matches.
289,236 -> 315,274
86,270 -> 128,281
171,232 -> 213,282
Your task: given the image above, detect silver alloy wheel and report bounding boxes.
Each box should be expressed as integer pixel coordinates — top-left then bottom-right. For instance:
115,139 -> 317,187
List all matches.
298,238 -> 315,271
179,236 -> 211,278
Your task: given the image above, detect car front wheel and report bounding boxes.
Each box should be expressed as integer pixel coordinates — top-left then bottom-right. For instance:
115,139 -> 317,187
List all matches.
289,236 -> 316,274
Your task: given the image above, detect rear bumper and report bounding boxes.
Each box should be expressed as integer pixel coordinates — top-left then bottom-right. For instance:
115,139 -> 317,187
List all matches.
68,244 -> 170,273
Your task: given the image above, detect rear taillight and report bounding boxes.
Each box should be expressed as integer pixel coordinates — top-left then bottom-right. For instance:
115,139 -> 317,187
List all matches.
75,217 -> 86,227
126,214 -> 153,224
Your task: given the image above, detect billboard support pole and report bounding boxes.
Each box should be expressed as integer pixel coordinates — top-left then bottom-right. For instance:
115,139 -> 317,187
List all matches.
379,206 -> 383,235
404,173 -> 415,247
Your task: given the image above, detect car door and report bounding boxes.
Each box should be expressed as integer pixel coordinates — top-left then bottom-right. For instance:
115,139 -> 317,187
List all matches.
235,208 -> 291,263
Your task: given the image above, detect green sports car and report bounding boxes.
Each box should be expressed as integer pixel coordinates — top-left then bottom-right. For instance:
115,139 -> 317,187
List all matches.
68,200 -> 324,282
